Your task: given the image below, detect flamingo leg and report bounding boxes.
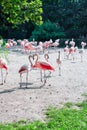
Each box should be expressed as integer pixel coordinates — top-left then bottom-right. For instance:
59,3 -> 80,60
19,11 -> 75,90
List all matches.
1,69 -> 3,85
43,71 -> 46,85
40,70 -> 43,82
4,71 -> 8,83
59,64 -> 61,76
72,53 -> 75,61
26,71 -> 28,88
67,53 -> 69,59
20,74 -> 22,88
48,71 -> 51,76
81,53 -> 83,62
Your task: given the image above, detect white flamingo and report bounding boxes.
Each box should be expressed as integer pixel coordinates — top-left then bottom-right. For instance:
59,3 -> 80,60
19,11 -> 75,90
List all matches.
69,38 -> 75,47
64,45 -> 69,59
79,41 -> 86,62
18,64 -> 30,88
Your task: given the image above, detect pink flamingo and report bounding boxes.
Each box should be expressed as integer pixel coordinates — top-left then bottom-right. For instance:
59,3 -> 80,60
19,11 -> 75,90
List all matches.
29,53 -> 55,85
51,39 -> 60,50
18,64 -> 30,88
29,54 -> 43,82
0,57 -> 8,85
68,46 -> 75,61
43,40 -> 51,53
6,39 -> 17,48
6,43 -> 11,48
29,54 -> 43,83
24,42 -> 35,53
56,51 -> 62,76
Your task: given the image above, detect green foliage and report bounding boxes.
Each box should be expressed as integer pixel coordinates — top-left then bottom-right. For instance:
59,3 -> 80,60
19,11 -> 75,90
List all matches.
0,0 -> 87,39
29,21 -> 66,41
64,102 -> 74,108
0,0 -> 43,25
82,93 -> 87,97
28,0 -> 43,25
75,99 -> 87,109
0,39 -> 9,62
0,48 -> 9,63
46,100 -> 87,130
42,0 -> 87,38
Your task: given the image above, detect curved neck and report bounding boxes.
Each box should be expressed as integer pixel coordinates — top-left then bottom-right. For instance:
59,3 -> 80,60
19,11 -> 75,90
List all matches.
28,55 -> 33,67
44,53 -> 49,62
58,51 -> 60,59
33,53 -> 38,64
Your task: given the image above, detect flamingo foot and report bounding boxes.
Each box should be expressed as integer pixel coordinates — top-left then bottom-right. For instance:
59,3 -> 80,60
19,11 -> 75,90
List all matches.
26,83 -> 28,88
20,83 -> 22,88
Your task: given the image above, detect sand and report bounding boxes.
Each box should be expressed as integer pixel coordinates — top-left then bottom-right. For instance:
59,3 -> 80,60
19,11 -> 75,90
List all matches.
0,46 -> 87,123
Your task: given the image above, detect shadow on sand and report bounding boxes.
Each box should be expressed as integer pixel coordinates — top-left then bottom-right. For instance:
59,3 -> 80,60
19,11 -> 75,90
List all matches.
0,82 -> 45,94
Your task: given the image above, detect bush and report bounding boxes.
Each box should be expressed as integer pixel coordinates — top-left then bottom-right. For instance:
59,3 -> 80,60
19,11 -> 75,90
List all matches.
29,21 -> 66,42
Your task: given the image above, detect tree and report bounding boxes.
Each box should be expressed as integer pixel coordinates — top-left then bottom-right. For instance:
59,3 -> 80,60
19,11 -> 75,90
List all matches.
0,0 -> 43,25
75,0 -> 87,37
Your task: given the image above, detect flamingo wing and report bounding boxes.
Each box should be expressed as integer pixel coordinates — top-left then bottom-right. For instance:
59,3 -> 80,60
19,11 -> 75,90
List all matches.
19,65 -> 28,73
39,61 -> 55,71
0,58 -> 8,70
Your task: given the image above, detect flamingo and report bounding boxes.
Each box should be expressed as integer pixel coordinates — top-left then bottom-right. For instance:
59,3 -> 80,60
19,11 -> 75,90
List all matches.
65,40 -> 69,46
68,46 -> 75,61
69,38 -> 75,47
6,39 -> 17,48
18,64 -> 30,88
43,40 -> 51,53
56,51 -> 62,76
64,45 -> 69,59
29,53 -> 55,85
51,39 -> 60,50
0,57 -> 8,85
79,42 -> 86,62
81,41 -> 86,49
29,54 -> 43,83
24,42 -> 35,53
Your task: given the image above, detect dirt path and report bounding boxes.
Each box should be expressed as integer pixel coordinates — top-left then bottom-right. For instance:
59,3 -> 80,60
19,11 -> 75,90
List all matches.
0,47 -> 87,123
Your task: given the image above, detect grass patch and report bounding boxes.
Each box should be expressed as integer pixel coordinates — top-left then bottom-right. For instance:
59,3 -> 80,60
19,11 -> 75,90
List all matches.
75,99 -> 87,108
0,100 -> 87,130
64,102 -> 74,108
82,93 -> 87,97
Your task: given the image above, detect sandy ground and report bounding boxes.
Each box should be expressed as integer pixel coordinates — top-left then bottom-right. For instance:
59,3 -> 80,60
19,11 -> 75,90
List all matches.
0,46 -> 87,123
